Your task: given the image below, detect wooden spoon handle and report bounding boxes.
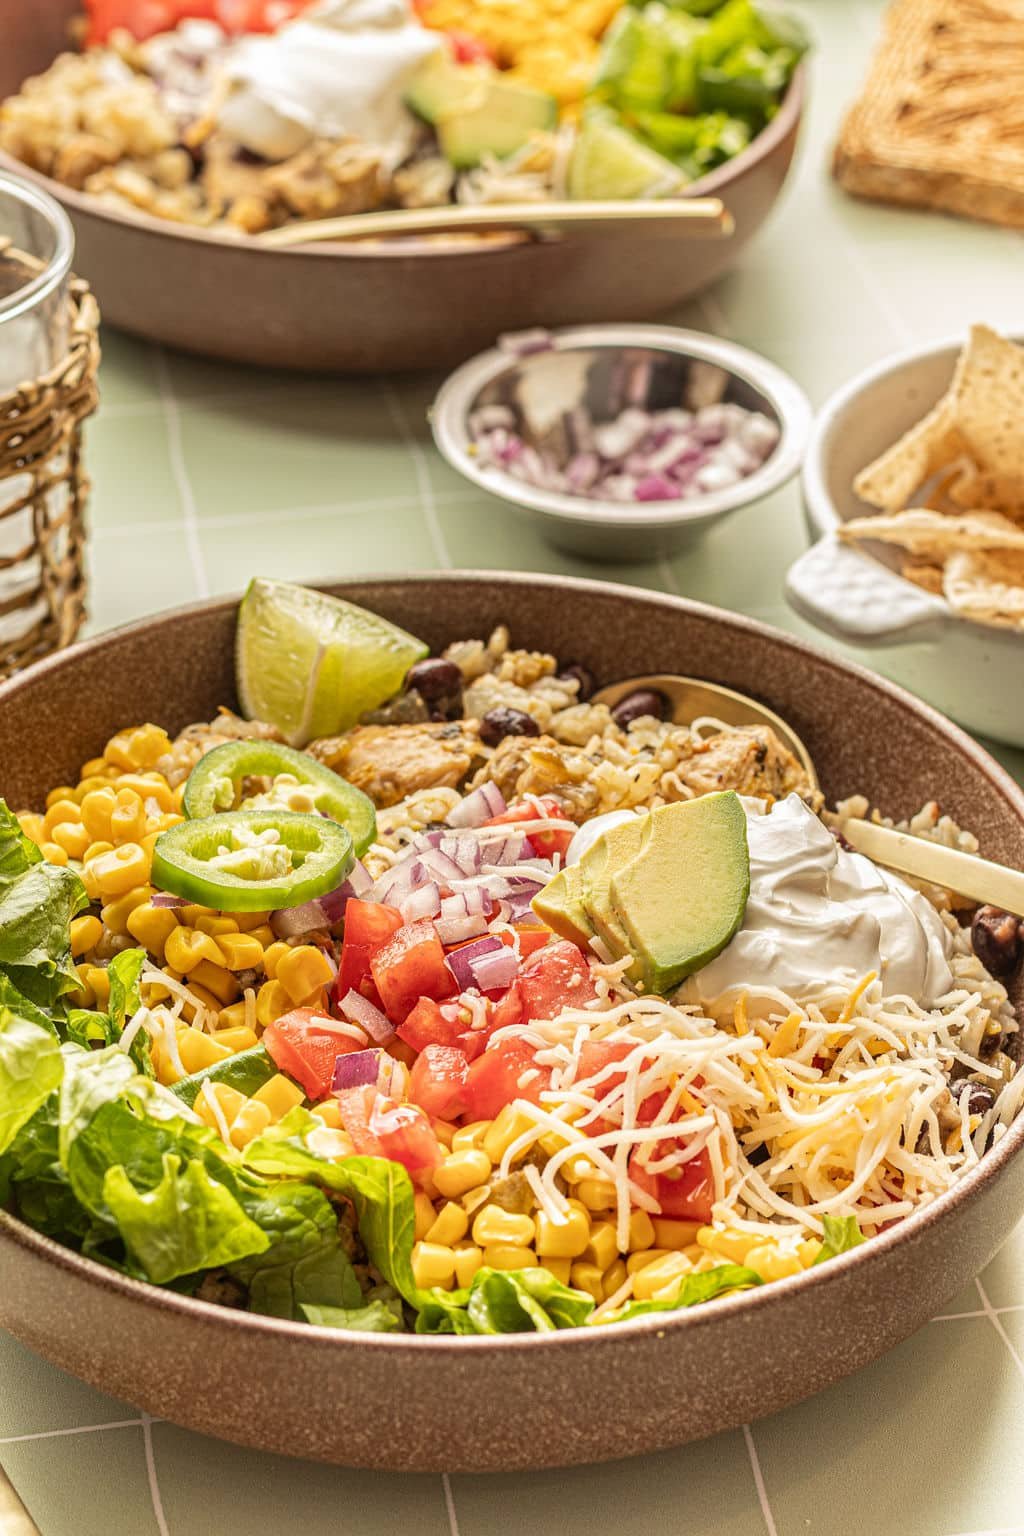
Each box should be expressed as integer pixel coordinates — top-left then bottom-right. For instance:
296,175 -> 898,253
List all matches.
842,818 -> 1024,916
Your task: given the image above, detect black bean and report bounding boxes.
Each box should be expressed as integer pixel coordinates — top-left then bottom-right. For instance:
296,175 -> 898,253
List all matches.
950,1079 -> 997,1117
746,1143 -> 770,1167
557,663 -> 596,702
611,688 -> 669,729
971,905 -> 1022,976
404,658 -> 463,705
479,707 -> 541,746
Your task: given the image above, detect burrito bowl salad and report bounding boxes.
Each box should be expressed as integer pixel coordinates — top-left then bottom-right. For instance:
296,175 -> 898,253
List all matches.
2,578 -> 1022,1338
0,0 -> 808,235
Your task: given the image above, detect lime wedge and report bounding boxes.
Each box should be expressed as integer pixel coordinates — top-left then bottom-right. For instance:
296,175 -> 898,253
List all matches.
236,579 -> 428,746
568,114 -> 687,201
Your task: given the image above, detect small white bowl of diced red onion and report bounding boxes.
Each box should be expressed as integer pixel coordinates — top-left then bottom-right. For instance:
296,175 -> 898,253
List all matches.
430,325 -> 812,559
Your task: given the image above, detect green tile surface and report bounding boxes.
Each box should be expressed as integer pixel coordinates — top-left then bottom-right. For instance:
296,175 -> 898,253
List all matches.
4,1 -> 1024,1532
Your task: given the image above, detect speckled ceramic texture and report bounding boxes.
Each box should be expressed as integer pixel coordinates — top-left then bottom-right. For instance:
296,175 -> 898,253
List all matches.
0,2 -> 803,372
1,574 -> 1023,1473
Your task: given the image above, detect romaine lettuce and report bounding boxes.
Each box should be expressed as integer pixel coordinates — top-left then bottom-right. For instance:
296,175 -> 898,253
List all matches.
0,975 -> 64,1156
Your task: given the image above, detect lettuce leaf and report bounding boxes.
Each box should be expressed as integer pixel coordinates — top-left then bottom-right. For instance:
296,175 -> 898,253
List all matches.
0,861 -> 88,1007
812,1215 -> 865,1265
103,1152 -> 269,1284
467,1268 -> 594,1333
607,1263 -> 762,1322
0,800 -> 42,889
0,975 -> 65,1156
248,1241 -> 362,1321
301,1300 -> 403,1333
64,949 -> 152,1076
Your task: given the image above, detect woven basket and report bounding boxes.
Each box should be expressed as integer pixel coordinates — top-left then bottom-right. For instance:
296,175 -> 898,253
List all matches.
0,274 -> 99,679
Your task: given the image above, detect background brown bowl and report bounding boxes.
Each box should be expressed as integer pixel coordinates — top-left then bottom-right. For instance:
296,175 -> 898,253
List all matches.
0,0 -> 805,372
1,573 -> 1022,1473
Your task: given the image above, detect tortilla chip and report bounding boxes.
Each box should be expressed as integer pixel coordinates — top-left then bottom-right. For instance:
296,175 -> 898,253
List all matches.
949,324 -> 1024,481
943,547 -> 1024,629
839,507 -> 1024,557
947,464 -> 1024,516
901,560 -> 944,594
852,397 -> 964,512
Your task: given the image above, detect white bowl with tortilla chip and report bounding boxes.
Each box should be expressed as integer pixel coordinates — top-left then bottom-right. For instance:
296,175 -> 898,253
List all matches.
787,327 -> 1024,748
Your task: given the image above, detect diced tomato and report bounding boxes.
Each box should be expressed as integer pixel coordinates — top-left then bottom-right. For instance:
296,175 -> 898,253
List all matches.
483,796 -> 574,859
335,1085 -> 443,1180
577,1038 -> 634,1087
518,939 -> 597,1022
263,1007 -> 364,1100
491,925 -> 551,960
408,1043 -> 471,1120
446,28 -> 497,64
462,1036 -> 550,1121
334,1082 -> 378,1151
334,901 -> 403,1009
485,980 -> 523,1034
397,996 -> 465,1054
86,0 -> 181,43
371,920 -> 456,1023
628,1145 -> 715,1223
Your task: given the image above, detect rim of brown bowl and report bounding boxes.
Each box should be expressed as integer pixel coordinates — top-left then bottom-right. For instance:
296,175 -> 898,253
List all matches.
1,567 -> 1021,1363
0,65 -> 805,262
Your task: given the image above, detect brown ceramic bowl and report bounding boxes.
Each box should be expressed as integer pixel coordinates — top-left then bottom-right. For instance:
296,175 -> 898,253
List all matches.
1,573 -> 1022,1473
0,0 -> 805,372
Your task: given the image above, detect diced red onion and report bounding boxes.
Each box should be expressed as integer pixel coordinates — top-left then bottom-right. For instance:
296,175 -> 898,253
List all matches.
399,881 -> 441,924
483,833 -> 536,866
435,912 -> 488,944
271,899 -> 329,939
469,946 -> 520,993
151,892 -> 187,908
635,473 -> 679,502
334,860 -> 372,901
332,1049 -> 381,1092
446,934 -> 504,992
338,989 -> 394,1044
445,781 -> 507,828
416,846 -> 469,885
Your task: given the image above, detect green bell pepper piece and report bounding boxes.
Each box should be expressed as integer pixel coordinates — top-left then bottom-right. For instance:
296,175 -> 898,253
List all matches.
151,810 -> 353,913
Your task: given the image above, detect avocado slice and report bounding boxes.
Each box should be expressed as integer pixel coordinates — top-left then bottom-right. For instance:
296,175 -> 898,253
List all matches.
607,792 -> 749,996
531,866 -> 594,948
579,815 -> 651,967
405,53 -> 558,170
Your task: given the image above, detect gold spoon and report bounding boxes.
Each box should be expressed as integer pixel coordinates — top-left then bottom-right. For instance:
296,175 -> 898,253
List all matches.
592,673 -> 1024,917
257,197 -> 733,249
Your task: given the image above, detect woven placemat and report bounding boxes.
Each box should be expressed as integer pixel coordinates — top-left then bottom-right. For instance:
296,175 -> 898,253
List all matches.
833,0 -> 1024,227
0,266 -> 99,678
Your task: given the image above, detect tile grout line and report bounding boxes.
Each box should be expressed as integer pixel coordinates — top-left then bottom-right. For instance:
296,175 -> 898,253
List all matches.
141,1413 -> 170,1536
379,380 -> 451,569
441,1473 -> 461,1536
0,1420 -> 143,1445
975,1277 -> 1024,1383
742,1423 -> 779,1536
153,346 -> 210,600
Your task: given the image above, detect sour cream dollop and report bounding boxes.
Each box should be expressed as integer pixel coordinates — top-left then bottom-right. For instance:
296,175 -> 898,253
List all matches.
217,0 -> 440,164
682,794 -> 955,1006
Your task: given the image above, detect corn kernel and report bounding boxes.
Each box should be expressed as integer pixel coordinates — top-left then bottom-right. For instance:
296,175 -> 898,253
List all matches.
104,724 -> 172,773
426,1202 -> 469,1246
576,1177 -> 616,1212
231,909 -> 271,932
51,820 -> 90,860
483,1244 -> 535,1271
482,1103 -> 536,1163
431,1118 -> 456,1150
314,1099 -> 343,1130
569,1261 -> 605,1303
83,839 -> 114,864
248,924 -> 276,949
460,1184 -> 492,1217
308,1125 -> 355,1159
602,1258 -> 628,1301
696,1227 -> 755,1265
69,964 -> 95,1008
109,790 -> 147,845
43,797 -> 80,831
217,1001 -> 249,1031
195,1081 -> 248,1131
189,960 -> 240,1006
176,1026 -> 232,1076
277,944 -> 334,1005
414,1190 -> 438,1241
535,1206 -> 590,1259
633,1253 -> 691,1302
86,842 -> 150,898
82,964 -> 111,1007
538,1256 -> 572,1285
165,926 -> 224,974
100,886 -> 152,937
69,915 -> 103,958
798,1239 -> 822,1267
80,788 -> 118,844
229,1097 -> 274,1150
412,1241 -> 457,1290
40,841 -> 68,866
215,1024 -> 260,1055
583,1219 -> 618,1271
188,914 -> 236,940
252,1072 -> 304,1121
451,1120 -> 490,1153
433,1148 -> 492,1200
651,1218 -> 702,1251
76,773 -> 117,797
215,932 -> 265,971
110,773 -> 176,814
626,1248 -> 672,1276
79,755 -> 109,779
262,940 -> 291,980
472,1206 -> 535,1247
255,979 -> 291,1028
745,1245 -> 803,1283
16,812 -> 45,845
126,902 -> 179,960
453,1243 -> 484,1288
627,1209 -> 656,1252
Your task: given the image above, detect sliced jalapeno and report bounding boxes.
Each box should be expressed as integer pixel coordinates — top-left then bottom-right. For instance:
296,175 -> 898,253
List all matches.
151,810 -> 353,912
182,740 -> 376,856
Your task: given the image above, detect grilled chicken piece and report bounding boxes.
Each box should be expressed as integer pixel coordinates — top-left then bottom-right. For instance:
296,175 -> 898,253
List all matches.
679,726 -> 812,803
308,721 -> 485,808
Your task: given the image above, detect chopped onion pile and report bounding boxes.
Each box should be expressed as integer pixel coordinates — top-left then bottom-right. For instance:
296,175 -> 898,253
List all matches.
469,401 -> 780,505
